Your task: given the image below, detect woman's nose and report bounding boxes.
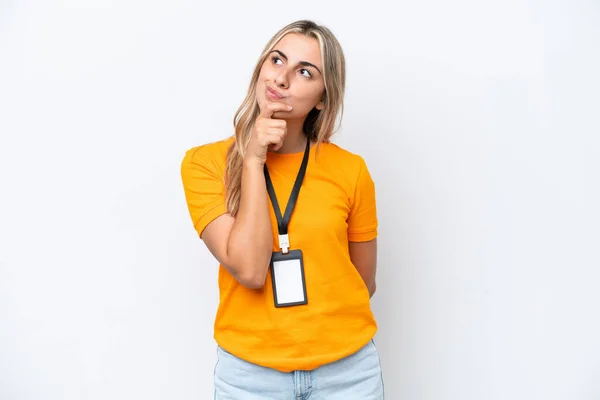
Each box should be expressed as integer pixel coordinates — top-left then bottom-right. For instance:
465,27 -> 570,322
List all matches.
274,71 -> 289,88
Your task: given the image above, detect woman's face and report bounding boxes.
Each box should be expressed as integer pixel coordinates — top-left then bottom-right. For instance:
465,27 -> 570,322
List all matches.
256,33 -> 325,119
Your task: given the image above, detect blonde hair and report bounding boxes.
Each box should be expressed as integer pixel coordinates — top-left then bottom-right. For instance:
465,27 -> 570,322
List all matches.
225,20 -> 346,216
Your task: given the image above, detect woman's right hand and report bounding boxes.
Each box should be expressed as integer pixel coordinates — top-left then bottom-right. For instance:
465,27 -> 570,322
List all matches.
245,102 -> 292,166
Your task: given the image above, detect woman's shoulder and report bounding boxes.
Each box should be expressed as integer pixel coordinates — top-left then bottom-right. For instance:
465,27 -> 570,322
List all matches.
319,140 -> 368,169
183,136 -> 235,165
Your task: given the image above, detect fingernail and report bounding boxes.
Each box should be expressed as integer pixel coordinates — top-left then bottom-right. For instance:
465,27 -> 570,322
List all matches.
288,105 -> 292,110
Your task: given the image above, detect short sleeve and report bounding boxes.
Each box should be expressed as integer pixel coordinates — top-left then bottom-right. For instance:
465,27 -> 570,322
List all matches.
180,146 -> 228,238
347,156 -> 378,242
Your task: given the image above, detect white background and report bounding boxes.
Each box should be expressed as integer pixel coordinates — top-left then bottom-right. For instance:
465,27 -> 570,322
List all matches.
1,0 -> 599,399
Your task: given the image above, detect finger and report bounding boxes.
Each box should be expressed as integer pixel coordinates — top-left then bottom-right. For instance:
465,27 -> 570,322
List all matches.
270,143 -> 282,152
265,127 -> 285,135
259,102 -> 293,119
259,132 -> 281,147
267,119 -> 287,128
269,140 -> 284,151
266,133 -> 284,147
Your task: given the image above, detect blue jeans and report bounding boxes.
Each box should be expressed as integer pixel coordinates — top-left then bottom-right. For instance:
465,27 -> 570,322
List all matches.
214,339 -> 384,399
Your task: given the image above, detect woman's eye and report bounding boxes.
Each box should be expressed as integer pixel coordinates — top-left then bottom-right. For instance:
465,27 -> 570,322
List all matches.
272,56 -> 283,65
300,69 -> 312,78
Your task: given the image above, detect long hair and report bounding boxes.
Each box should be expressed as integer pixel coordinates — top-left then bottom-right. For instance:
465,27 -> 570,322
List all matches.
224,20 -> 346,216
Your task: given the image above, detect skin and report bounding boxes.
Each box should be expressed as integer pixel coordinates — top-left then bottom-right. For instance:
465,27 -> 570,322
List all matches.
201,33 -> 377,297
254,32 -> 325,155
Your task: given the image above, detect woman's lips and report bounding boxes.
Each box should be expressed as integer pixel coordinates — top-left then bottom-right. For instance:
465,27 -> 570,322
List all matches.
266,87 -> 284,100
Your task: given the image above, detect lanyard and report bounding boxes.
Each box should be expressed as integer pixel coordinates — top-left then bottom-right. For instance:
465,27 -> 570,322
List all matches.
263,139 -> 311,254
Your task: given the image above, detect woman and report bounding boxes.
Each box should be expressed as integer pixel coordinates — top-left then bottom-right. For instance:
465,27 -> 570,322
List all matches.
181,19 -> 384,399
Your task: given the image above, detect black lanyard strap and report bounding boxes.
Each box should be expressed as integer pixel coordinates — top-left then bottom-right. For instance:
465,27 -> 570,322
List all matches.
264,138 -> 311,253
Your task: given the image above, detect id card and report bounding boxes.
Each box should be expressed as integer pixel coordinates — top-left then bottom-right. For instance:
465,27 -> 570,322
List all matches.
270,249 -> 308,307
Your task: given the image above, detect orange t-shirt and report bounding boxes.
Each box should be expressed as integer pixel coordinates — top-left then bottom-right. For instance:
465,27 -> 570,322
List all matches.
180,136 -> 378,372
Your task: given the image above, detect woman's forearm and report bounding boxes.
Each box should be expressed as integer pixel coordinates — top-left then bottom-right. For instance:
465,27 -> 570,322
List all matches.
226,160 -> 274,288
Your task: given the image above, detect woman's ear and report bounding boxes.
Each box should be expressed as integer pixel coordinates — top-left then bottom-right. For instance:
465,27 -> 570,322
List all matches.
316,100 -> 324,111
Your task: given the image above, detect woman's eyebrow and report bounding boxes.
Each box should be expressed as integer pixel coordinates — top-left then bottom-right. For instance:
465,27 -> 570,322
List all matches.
269,50 -> 322,74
